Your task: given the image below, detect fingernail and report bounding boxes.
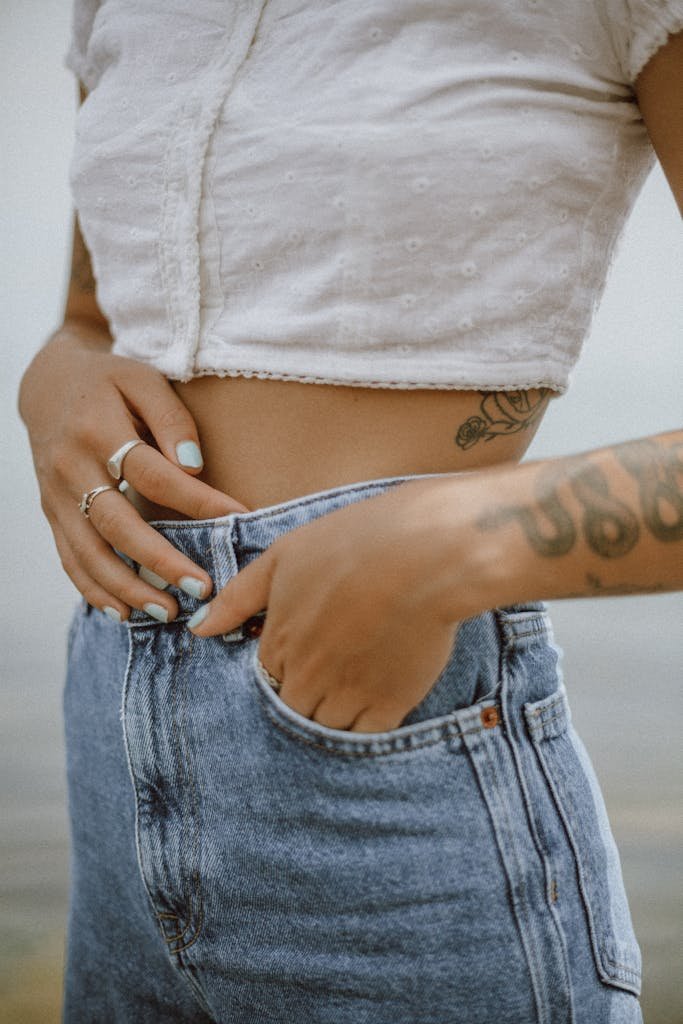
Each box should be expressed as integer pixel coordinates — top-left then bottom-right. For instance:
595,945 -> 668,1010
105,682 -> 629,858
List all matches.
103,605 -> 122,622
138,565 -> 170,590
118,480 -> 130,493
187,604 -> 210,629
179,576 -> 206,599
176,440 -> 203,469
144,602 -> 169,623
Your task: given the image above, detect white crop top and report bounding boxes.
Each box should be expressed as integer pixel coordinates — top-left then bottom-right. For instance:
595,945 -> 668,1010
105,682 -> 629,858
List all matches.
65,0 -> 683,393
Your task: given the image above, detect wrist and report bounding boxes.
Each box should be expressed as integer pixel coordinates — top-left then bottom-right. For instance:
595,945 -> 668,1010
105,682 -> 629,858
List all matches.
52,316 -> 113,351
418,464 -> 539,622
18,318 -> 113,424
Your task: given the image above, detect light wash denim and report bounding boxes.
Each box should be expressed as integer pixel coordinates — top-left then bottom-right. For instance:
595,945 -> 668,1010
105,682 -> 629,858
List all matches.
62,472 -> 643,1022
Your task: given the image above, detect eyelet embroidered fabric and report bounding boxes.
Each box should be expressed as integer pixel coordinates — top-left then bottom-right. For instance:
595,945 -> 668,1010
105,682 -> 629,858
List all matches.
65,0 -> 683,393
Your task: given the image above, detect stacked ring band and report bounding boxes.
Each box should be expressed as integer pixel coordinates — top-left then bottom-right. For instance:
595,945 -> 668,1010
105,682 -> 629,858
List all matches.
106,438 -> 146,480
78,484 -> 117,518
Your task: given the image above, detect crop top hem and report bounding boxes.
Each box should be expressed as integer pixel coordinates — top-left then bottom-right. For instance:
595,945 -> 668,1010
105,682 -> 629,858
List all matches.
154,361 -> 567,394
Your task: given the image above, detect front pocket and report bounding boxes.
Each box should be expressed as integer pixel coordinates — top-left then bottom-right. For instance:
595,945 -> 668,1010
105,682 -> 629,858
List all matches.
524,690 -> 642,996
251,647 -> 464,759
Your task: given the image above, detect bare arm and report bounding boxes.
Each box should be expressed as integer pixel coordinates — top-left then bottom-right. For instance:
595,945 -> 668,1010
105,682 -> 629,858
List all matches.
431,431 -> 683,622
634,29 -> 683,215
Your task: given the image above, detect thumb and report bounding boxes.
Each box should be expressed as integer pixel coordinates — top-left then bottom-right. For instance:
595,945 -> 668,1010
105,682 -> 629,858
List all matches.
186,546 -> 276,637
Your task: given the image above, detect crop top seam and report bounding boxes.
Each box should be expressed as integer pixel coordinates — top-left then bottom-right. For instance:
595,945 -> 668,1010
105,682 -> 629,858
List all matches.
162,363 -> 567,393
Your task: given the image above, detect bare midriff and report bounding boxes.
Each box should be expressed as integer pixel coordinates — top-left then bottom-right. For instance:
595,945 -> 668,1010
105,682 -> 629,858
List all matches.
129,375 -> 555,520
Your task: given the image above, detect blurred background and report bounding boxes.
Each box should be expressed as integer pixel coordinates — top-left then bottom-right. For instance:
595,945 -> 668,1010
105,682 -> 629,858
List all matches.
1,1 -> 681,1021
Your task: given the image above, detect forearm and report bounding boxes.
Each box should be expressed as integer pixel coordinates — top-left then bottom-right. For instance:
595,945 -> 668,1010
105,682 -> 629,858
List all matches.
18,213 -> 111,422
431,430 -> 683,619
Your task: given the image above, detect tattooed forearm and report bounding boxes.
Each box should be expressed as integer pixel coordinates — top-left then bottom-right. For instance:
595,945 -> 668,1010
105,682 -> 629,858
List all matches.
568,463 -> 639,557
477,460 -> 640,558
614,439 -> 683,542
454,389 -> 552,450
477,436 -> 682,560
477,463 -> 577,556
70,215 -> 96,295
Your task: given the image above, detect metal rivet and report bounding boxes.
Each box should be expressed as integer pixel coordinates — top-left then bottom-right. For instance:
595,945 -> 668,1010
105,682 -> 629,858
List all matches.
481,706 -> 500,729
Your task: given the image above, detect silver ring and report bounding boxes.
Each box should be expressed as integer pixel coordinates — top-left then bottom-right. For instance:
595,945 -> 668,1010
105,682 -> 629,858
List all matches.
106,439 -> 145,480
79,484 -> 117,518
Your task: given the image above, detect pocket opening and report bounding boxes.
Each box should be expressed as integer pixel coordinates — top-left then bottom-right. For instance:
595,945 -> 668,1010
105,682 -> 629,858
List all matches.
251,650 -> 459,758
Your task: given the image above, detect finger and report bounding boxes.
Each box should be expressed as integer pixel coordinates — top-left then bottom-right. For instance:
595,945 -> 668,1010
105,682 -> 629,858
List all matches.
185,545 -> 276,635
62,503 -> 204,618
114,368 -> 207,474
349,706 -> 405,734
52,522 -> 131,622
81,487 -> 215,605
308,691 -> 363,730
118,442 -> 248,517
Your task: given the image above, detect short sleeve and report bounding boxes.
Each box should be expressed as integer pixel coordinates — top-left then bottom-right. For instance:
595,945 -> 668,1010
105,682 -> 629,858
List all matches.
64,0 -> 102,90
602,0 -> 683,83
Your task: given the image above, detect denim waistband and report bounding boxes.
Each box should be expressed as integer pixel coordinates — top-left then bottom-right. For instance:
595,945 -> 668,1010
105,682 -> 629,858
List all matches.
122,469 -> 551,645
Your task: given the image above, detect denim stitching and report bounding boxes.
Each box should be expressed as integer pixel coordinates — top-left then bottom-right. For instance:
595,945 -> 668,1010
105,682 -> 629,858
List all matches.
121,630 -> 167,940
599,950 -> 641,979
252,649 -> 499,747
254,683 -> 498,758
500,683 -> 575,1016
528,695 -> 566,718
472,733 -> 548,1022
258,692 -> 451,756
157,635 -> 195,949
168,631 -> 204,953
510,627 -> 552,641
527,709 -> 570,737
529,739 -> 638,990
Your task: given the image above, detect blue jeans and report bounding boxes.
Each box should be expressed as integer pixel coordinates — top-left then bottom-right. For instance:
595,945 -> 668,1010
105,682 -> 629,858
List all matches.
63,472 -> 643,1022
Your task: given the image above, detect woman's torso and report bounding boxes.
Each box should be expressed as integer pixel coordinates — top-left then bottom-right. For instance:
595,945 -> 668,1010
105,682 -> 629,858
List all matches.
130,378 -> 553,519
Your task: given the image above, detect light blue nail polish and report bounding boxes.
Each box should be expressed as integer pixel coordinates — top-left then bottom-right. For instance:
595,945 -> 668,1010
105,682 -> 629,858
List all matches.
187,604 -> 209,629
138,565 -> 170,590
103,605 -> 122,623
176,440 -> 203,469
144,602 -> 169,623
179,576 -> 206,599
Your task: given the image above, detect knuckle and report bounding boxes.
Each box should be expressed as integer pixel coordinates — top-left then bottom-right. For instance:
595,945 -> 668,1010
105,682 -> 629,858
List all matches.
156,404 -> 193,432
191,494 -> 221,520
133,459 -> 166,494
51,445 -> 76,482
92,503 -> 123,537
71,409 -> 99,445
142,555 -> 174,583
